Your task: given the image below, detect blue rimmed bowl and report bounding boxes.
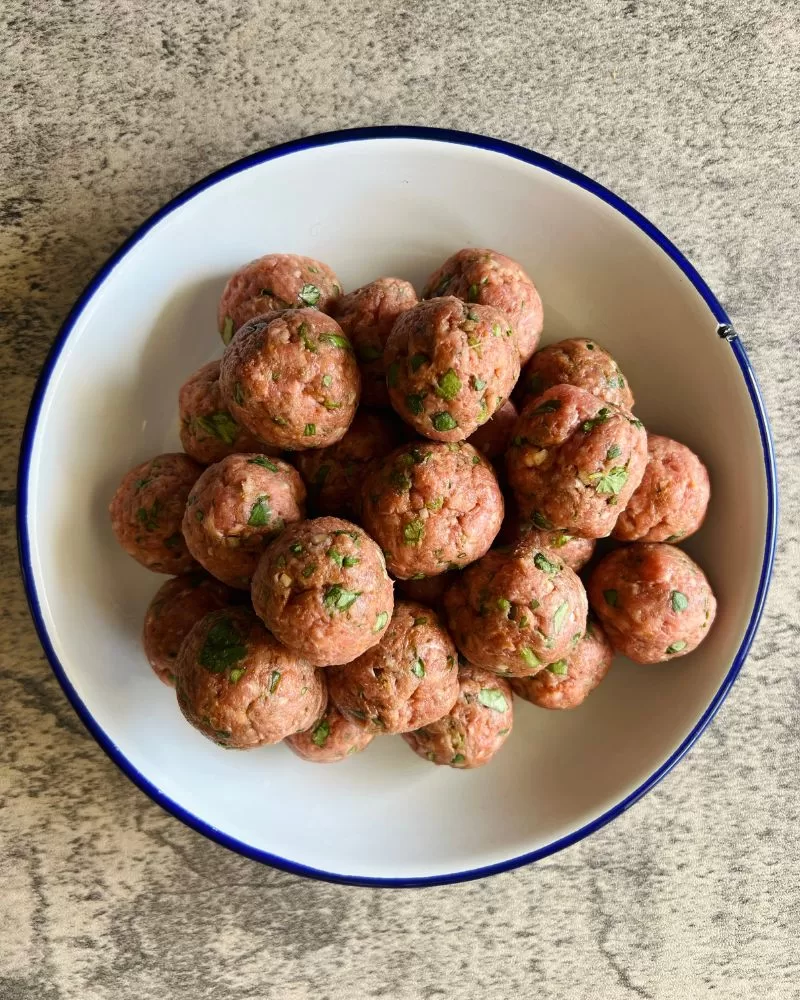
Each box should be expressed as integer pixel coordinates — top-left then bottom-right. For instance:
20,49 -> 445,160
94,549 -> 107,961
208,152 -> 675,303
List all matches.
18,127 -> 777,886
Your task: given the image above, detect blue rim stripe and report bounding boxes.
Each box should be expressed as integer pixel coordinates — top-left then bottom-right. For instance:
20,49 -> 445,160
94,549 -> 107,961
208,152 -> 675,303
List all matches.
16,126 -> 778,888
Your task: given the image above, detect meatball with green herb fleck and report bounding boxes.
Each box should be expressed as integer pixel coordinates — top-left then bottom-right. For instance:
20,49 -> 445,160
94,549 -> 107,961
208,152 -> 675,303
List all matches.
612,434 -> 710,543
443,534 -> 588,677
507,384 -> 647,538
182,454 -> 306,589
360,441 -> 504,580
384,297 -> 520,442
587,543 -> 716,664
294,409 -> 402,518
142,572 -> 240,685
331,277 -> 418,407
499,508 -> 596,572
175,607 -> 326,748
422,248 -> 543,363
510,617 -> 612,709
217,253 -> 341,344
251,516 -> 393,666
402,662 -> 513,768
179,360 -> 278,466
326,601 -> 458,734
219,309 -> 360,450
518,337 -> 634,410
285,698 -> 375,763
109,453 -> 202,574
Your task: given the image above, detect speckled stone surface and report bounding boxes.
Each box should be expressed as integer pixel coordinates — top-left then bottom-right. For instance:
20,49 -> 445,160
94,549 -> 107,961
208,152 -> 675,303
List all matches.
2,2 -> 798,997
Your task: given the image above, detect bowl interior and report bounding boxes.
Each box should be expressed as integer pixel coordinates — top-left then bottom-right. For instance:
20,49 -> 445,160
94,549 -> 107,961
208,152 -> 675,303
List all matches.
22,134 -> 771,882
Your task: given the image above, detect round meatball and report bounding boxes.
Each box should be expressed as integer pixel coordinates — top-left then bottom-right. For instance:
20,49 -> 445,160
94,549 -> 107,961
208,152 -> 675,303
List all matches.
251,517 -> 394,666
219,309 -> 360,450
498,506 -> 596,572
217,253 -> 341,344
402,663 -> 513,768
444,535 -> 588,676
109,453 -> 202,574
182,454 -> 306,589
294,409 -> 402,518
422,248 -> 543,363
467,398 -> 518,462
179,360 -> 277,466
395,571 -> 452,609
175,607 -> 326,748
587,544 -> 717,664
506,384 -> 648,538
331,277 -> 418,407
510,617 -> 613,709
360,441 -> 504,580
384,297 -> 520,442
518,337 -> 634,410
285,698 -> 375,763
612,434 -> 711,543
142,572 -> 240,685
326,601 -> 458,734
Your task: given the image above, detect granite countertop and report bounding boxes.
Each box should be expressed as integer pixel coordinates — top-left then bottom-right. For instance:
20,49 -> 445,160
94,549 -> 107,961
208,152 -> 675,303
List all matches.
2,2 -> 797,997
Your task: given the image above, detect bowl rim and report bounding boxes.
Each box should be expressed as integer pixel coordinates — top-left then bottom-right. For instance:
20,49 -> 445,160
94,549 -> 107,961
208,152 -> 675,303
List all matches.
16,125 -> 778,888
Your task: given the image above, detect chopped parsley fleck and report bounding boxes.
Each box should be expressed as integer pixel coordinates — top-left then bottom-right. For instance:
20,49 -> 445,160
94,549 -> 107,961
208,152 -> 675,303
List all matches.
581,407 -> 612,433
134,478 -> 151,491
467,282 -> 480,302
229,667 -> 246,684
248,496 -> 271,526
304,423 -> 316,437
410,353 -> 429,372
603,589 -> 618,607
606,443 -> 622,460
666,640 -> 687,654
406,393 -> 425,415
671,590 -> 689,612
298,322 -> 318,352
532,510 -> 553,530
248,456 -> 279,471
269,670 -> 282,694
403,519 -> 425,545
552,602 -> 569,635
136,502 -> 160,532
321,333 -> 352,350
272,415 -> 288,426
323,585 -> 361,612
434,274 -> 451,295
548,660 -> 568,676
390,470 -> 412,493
302,563 -> 317,578
413,616 -> 429,627
628,416 -> 645,430
323,399 -> 342,410
451,753 -> 466,765
321,373 -> 333,388
471,376 -> 487,391
222,316 -> 235,344
533,552 -> 559,575
436,369 -> 462,401
520,646 -> 540,670
357,343 -> 383,363
496,597 -> 511,615
311,719 -> 330,747
289,542 -> 304,555
665,532 -> 684,543
232,382 -> 244,406
327,547 -> 359,568
199,618 -> 247,673
411,657 -> 425,678
194,411 -> 240,443
532,398 -> 562,415
373,612 -> 389,632
478,688 -> 508,712
589,466 -> 628,495
552,533 -> 572,548
431,411 -> 458,432
298,283 -> 321,306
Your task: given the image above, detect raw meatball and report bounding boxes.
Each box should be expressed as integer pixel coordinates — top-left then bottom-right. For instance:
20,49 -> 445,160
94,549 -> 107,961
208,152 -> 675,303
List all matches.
506,384 -> 647,538
179,360 -> 277,466
422,248 -> 543,363
331,278 -> 418,407
142,572 -> 240,685
326,601 -> 458,734
219,309 -> 360,450
175,607 -> 325,748
109,453 -> 202,574
285,699 -> 375,763
444,534 -> 588,677
518,337 -> 634,410
384,297 -> 520,441
612,434 -> 711,543
294,409 -> 402,518
510,617 -> 613,709
498,506 -> 596,572
251,517 -> 394,666
360,441 -> 504,580
182,454 -> 306,589
395,571 -> 453,609
587,543 -> 717,664
468,398 -> 518,461
402,663 -> 513,769
217,253 -> 341,344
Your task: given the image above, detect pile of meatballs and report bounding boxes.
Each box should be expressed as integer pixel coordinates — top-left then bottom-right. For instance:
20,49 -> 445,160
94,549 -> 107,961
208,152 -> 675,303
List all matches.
109,248 -> 716,770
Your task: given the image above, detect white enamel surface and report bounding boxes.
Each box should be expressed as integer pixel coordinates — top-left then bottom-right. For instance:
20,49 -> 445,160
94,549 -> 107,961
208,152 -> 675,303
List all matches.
25,137 -> 770,880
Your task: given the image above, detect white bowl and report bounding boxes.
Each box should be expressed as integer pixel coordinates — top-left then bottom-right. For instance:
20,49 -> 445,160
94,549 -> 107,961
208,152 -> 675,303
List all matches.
18,127 -> 777,886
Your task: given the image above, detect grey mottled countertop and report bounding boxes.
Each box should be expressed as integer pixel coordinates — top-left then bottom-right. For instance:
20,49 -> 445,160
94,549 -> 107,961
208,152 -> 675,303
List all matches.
1,2 -> 798,997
